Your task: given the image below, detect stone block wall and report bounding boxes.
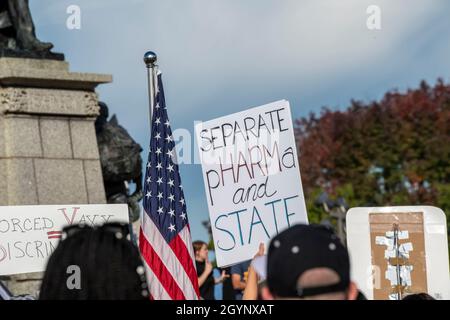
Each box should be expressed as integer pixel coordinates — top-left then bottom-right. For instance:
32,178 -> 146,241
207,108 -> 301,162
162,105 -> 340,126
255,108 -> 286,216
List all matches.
0,115 -> 106,206
0,57 -> 112,296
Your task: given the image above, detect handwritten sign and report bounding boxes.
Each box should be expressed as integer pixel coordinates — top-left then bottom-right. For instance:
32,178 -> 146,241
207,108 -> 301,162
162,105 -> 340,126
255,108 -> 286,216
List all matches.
0,204 -> 129,276
195,100 -> 308,267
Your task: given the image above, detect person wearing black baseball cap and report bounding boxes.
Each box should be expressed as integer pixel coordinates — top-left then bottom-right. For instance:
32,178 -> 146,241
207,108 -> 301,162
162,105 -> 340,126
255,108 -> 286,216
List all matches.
261,224 -> 359,300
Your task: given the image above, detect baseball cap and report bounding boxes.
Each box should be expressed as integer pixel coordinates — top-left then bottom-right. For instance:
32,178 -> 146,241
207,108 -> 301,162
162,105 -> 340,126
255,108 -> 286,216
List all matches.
267,224 -> 350,298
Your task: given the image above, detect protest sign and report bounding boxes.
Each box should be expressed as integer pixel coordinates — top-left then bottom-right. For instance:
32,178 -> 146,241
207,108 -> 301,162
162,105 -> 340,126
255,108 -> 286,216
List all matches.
195,100 -> 308,267
0,204 -> 129,275
346,206 -> 449,300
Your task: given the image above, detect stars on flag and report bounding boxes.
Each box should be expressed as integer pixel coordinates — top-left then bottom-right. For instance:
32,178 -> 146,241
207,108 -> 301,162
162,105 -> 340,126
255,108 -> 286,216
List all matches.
142,72 -> 191,246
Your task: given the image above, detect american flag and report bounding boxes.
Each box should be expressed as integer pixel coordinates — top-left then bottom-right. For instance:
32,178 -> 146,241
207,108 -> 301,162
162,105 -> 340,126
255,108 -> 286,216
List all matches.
139,71 -> 200,300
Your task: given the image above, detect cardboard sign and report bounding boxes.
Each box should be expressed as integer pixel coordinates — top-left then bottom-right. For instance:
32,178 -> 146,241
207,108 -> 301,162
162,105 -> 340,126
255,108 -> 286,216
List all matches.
195,100 -> 308,267
346,206 -> 449,300
0,204 -> 129,276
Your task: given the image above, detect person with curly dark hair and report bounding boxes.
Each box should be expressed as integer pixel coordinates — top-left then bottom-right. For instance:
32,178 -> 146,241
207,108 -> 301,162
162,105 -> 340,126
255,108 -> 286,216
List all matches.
39,223 -> 149,300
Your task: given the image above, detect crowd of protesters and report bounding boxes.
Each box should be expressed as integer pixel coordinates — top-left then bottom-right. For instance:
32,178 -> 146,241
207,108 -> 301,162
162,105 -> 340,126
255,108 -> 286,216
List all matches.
194,224 -> 436,301
0,221 -> 436,300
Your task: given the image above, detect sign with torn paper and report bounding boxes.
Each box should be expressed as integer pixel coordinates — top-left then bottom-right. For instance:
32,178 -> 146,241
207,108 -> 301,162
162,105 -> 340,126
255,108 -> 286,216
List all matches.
346,206 -> 449,300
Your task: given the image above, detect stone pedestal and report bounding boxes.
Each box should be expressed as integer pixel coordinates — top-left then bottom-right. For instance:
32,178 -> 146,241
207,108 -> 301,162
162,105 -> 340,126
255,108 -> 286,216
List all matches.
0,57 -> 112,297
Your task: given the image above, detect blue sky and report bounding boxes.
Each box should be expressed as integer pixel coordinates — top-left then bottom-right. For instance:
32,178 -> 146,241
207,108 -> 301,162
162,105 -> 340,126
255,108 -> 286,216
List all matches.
31,0 -> 450,243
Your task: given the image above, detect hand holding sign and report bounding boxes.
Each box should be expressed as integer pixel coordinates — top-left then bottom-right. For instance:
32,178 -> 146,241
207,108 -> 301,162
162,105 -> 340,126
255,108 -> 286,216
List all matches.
254,242 -> 265,259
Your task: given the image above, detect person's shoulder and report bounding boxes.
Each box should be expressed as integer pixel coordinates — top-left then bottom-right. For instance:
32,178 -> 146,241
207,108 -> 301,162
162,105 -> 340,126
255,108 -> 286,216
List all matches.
230,264 -> 240,274
230,261 -> 250,274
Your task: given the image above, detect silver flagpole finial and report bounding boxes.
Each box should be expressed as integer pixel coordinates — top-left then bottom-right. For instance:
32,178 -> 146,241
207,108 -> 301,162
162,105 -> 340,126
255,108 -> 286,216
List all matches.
144,51 -> 157,126
143,51 -> 157,68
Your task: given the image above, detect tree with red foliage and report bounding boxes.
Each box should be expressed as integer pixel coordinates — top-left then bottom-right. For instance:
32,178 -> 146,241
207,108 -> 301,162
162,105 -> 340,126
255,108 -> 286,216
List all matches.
296,80 -> 450,232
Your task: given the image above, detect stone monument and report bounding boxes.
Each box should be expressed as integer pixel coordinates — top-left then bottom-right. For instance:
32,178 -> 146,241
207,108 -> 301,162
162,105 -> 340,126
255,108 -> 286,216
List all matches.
95,101 -> 143,224
0,0 -> 61,59
0,1 -> 111,296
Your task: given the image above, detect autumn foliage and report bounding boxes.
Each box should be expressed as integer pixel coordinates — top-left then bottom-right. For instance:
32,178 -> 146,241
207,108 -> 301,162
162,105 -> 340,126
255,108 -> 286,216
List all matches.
295,79 -> 450,228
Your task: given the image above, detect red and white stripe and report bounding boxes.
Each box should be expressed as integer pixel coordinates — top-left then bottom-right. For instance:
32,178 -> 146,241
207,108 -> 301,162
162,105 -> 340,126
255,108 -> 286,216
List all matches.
47,231 -> 62,240
139,211 -> 200,300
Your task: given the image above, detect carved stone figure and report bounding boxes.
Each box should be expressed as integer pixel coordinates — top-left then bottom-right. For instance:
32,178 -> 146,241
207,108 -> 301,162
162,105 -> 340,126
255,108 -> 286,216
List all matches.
0,0 -> 63,60
95,102 -> 143,222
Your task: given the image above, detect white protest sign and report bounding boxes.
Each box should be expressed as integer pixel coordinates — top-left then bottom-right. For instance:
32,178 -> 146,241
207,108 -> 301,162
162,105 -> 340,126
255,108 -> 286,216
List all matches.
195,100 -> 308,267
251,255 -> 267,280
346,206 -> 449,300
0,204 -> 129,276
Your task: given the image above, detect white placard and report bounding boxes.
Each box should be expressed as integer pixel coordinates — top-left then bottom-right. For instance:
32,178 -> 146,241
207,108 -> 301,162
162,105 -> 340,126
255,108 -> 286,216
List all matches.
195,100 -> 308,267
346,206 -> 449,300
0,204 -> 129,275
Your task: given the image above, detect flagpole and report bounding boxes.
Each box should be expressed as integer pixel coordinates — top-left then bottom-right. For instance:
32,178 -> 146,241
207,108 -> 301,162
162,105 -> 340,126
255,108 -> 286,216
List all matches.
143,51 -> 158,125
137,51 -> 157,241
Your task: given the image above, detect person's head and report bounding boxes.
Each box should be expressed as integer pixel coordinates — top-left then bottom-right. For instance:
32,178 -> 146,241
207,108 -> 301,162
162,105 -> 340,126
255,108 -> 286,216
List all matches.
193,241 -> 208,262
262,224 -> 358,300
402,293 -> 435,300
39,222 -> 149,300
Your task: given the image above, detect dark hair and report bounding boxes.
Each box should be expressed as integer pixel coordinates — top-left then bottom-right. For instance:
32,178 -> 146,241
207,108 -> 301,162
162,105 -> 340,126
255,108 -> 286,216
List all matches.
402,293 -> 435,300
193,241 -> 207,254
356,290 -> 367,300
39,223 -> 149,300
